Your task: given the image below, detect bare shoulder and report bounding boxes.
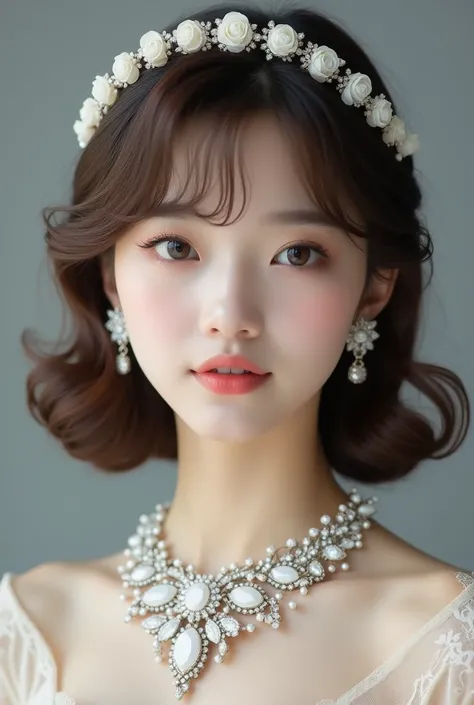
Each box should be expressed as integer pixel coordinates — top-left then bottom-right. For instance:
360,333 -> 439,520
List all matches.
10,563 -> 79,654
347,520 -> 473,620
12,550 -> 123,597
10,555 -> 122,657
312,522 -> 473,665
12,561 -> 75,614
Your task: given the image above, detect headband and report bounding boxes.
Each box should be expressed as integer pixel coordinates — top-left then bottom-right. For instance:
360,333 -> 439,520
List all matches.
74,11 -> 420,161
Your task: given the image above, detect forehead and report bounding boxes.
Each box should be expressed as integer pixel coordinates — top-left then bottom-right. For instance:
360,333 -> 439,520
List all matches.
165,112 -> 315,219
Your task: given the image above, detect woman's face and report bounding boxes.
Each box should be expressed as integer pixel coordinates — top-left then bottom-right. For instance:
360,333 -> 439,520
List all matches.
109,114 -> 370,441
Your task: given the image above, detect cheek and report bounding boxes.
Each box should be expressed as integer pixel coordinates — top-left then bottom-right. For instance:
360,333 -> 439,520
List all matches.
114,259 -> 191,344
273,281 -> 356,358
298,295 -> 351,335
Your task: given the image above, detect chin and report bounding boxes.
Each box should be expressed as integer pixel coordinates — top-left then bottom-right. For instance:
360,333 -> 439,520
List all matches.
187,410 -> 278,442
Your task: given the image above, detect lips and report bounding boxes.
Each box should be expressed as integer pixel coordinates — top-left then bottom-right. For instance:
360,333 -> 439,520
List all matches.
194,354 -> 268,376
191,368 -> 271,395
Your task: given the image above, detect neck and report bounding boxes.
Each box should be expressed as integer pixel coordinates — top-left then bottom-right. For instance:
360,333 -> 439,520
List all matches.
163,399 -> 350,575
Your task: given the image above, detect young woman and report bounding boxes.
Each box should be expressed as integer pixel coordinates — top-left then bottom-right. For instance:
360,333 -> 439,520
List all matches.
1,4 -> 472,704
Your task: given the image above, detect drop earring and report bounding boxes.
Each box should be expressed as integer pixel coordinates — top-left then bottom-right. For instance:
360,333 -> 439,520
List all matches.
105,306 -> 131,375
346,317 -> 379,384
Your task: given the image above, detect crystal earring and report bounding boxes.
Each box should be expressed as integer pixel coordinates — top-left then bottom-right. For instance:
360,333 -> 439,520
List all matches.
346,316 -> 379,384
105,306 -> 131,375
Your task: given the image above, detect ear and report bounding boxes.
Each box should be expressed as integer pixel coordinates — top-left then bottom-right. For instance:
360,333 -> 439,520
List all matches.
100,251 -> 121,310
356,268 -> 399,322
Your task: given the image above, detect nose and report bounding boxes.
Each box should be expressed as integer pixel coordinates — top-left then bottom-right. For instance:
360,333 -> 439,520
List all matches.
198,262 -> 263,342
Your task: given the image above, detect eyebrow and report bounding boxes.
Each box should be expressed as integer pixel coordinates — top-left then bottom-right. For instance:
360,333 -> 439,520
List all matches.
262,208 -> 337,228
148,203 -> 338,229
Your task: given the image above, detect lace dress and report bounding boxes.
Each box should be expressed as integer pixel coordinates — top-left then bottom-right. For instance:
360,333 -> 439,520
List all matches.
0,570 -> 473,704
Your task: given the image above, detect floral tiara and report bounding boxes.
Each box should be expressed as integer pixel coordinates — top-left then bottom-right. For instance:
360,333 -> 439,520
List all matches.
73,10 -> 420,161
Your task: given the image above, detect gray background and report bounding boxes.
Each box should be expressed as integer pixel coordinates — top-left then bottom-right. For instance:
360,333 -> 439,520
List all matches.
1,0 -> 473,575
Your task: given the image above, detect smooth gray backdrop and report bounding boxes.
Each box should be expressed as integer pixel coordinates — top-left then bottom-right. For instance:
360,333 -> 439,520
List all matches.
1,0 -> 473,575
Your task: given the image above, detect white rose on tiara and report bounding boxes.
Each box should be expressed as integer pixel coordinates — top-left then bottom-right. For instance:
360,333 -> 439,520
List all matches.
341,72 -> 372,106
140,31 -> 169,67
217,11 -> 253,53
366,97 -> 393,128
112,52 -> 140,84
266,24 -> 299,57
79,97 -> 101,128
397,132 -> 420,157
382,115 -> 406,146
174,19 -> 206,53
91,76 -> 118,106
73,120 -> 95,147
307,45 -> 340,82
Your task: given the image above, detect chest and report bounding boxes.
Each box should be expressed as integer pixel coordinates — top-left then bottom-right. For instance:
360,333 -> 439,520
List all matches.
58,594 -> 385,705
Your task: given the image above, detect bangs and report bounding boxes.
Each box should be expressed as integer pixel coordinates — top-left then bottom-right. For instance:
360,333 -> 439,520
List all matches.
93,50 -> 369,244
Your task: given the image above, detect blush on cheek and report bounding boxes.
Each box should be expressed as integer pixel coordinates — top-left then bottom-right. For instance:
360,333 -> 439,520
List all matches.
154,302 -> 190,337
140,294 -> 190,338
285,294 -> 353,352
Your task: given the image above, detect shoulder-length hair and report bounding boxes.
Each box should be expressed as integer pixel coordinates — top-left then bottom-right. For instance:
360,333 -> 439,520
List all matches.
22,3 -> 470,479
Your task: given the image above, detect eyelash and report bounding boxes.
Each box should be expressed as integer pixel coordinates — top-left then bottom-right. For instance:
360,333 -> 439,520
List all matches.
137,234 -> 329,267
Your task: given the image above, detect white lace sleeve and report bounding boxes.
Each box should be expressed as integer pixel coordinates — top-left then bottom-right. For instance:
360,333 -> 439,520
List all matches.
0,572 -> 58,705
405,572 -> 474,705
331,571 -> 474,705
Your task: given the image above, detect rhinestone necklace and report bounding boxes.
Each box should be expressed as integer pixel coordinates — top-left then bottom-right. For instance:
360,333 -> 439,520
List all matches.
118,488 -> 377,700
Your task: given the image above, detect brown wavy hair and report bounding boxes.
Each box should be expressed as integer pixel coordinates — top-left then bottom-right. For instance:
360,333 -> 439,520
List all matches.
22,3 -> 470,479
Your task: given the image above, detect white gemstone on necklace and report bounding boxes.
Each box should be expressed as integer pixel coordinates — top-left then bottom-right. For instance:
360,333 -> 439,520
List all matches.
323,545 -> 346,561
229,585 -> 264,609
130,564 -> 155,582
183,582 -> 210,611
142,584 -> 178,607
142,615 -> 166,631
205,619 -> 221,643
270,565 -> 299,584
173,627 -> 202,673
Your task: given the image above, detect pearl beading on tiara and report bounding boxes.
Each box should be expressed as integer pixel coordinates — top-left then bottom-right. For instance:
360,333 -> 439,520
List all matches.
74,11 -> 420,161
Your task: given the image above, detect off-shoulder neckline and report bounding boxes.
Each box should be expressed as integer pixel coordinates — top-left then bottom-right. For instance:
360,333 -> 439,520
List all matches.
1,569 -> 473,705
316,569 -> 474,704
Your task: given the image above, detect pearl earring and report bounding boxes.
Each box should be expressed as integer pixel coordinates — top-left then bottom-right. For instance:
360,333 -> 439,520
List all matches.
105,306 -> 131,375
346,317 -> 379,384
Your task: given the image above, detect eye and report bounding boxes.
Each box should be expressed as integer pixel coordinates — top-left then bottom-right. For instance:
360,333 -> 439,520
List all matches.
138,235 -> 198,261
273,241 -> 329,268
137,235 -> 329,267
